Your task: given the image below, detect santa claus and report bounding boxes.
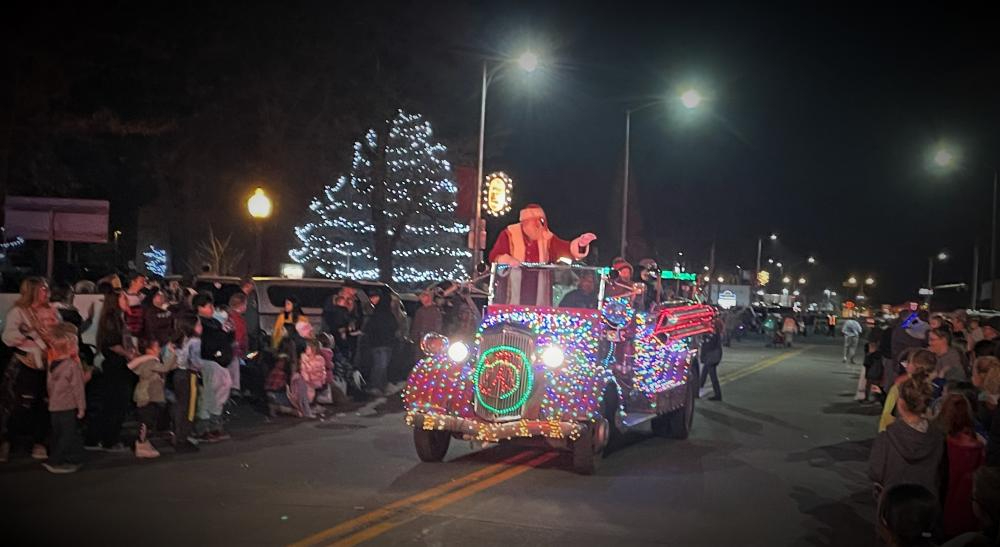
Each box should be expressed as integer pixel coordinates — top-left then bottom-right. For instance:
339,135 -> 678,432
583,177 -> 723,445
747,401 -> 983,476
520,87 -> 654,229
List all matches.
488,204 -> 597,305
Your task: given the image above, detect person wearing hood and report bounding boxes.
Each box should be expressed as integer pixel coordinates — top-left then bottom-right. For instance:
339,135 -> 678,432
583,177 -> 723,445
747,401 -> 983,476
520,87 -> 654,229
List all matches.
361,289 -> 398,396
869,370 -> 945,499
127,338 -> 177,458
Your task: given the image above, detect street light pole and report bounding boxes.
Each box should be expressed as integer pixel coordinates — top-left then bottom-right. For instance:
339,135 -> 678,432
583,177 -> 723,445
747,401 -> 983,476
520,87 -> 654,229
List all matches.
471,61 -> 488,273
991,170 -> 998,299
621,110 -> 631,258
927,256 -> 934,306
755,237 -> 762,279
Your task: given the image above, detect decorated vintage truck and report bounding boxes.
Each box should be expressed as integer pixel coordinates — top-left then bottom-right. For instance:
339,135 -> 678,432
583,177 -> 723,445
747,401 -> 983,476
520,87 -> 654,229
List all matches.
403,263 -> 715,474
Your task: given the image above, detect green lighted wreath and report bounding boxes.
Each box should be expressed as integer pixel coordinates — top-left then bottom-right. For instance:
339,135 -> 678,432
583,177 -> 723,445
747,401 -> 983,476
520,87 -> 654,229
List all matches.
473,345 -> 534,414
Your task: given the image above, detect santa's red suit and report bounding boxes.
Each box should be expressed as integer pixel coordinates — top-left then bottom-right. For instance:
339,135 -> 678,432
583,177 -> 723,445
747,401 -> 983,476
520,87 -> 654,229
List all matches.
488,204 -> 595,305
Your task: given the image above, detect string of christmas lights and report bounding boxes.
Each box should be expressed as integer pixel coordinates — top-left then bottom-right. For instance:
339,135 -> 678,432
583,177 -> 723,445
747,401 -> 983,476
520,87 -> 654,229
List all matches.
290,109 -> 470,283
143,245 -> 167,277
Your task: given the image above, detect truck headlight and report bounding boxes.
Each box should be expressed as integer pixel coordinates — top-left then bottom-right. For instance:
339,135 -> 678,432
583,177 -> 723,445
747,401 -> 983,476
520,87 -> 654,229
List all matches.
447,341 -> 470,363
421,332 -> 449,356
541,345 -> 565,369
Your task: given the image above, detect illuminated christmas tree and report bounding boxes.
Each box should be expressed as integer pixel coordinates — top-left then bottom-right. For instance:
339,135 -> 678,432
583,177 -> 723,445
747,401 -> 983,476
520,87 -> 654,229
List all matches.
290,109 -> 469,284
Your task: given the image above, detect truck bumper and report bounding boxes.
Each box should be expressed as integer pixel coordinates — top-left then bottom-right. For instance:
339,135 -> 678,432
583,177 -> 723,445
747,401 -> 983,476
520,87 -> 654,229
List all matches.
406,411 -> 587,444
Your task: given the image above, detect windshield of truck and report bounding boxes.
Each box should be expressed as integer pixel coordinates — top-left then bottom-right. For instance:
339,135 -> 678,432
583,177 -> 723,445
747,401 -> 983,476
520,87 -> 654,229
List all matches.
490,264 -> 605,309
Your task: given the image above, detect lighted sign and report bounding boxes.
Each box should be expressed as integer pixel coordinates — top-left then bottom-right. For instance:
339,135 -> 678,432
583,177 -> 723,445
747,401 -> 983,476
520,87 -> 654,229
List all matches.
660,271 -> 698,281
482,171 -> 513,217
718,290 -> 737,309
280,263 -> 305,279
757,270 -> 771,285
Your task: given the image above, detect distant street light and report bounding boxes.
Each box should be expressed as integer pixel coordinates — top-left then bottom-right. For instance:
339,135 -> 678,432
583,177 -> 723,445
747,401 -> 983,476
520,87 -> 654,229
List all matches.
247,187 -> 273,274
776,262 -> 783,269
768,258 -> 774,264
703,265 -> 710,271
865,276 -> 876,286
782,276 -> 791,284
717,276 -> 725,283
927,143 -> 999,306
622,89 -> 703,257
927,251 -> 949,304
798,277 -> 807,285
807,256 -> 816,264
933,146 -> 956,168
680,89 -> 703,109
769,233 -> 778,241
847,276 -> 858,285
517,51 -> 539,73
472,49 -> 542,270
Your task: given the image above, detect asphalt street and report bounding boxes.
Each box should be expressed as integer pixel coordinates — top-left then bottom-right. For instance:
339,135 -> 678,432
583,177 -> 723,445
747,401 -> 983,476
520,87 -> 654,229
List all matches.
1,336 -> 882,547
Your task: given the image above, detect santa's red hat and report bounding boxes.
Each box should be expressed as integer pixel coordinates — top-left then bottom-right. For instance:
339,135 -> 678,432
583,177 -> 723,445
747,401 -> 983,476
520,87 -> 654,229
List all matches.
519,204 -> 546,222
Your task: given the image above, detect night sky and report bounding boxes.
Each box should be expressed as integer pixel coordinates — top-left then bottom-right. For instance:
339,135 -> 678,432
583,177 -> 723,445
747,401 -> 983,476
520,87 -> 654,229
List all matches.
4,2 -> 999,303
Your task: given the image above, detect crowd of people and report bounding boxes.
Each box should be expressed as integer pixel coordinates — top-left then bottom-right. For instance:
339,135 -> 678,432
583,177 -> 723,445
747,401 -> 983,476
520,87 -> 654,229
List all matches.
0,272 -> 452,474
863,308 -> 1000,546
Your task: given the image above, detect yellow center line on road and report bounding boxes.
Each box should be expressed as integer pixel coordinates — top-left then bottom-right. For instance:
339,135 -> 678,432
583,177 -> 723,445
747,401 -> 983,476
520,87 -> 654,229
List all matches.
289,449 -> 545,547
327,451 -> 560,547
717,347 -> 808,385
294,346 -> 806,546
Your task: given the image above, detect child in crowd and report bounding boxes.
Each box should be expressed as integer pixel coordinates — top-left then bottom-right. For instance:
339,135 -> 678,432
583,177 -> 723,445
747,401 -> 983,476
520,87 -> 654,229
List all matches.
880,349 -> 937,432
128,338 -> 177,458
264,354 -> 314,418
870,371 -> 945,499
939,394 -> 988,539
45,324 -> 86,474
859,341 -> 883,403
165,315 -> 212,451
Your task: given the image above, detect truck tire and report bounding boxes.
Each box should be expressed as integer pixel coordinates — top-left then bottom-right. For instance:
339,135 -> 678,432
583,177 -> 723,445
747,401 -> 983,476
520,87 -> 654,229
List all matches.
572,423 -> 601,475
603,384 -> 622,455
667,374 -> 697,439
414,428 -> 450,462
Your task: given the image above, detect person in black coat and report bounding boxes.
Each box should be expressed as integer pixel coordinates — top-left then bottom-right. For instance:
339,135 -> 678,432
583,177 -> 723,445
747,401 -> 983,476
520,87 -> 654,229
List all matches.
361,289 -> 398,395
700,330 -> 724,401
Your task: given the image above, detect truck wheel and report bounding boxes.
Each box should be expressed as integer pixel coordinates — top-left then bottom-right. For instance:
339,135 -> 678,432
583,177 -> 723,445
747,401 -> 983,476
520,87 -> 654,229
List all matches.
603,385 -> 622,455
652,376 -> 696,439
414,428 -> 450,462
572,423 -> 601,475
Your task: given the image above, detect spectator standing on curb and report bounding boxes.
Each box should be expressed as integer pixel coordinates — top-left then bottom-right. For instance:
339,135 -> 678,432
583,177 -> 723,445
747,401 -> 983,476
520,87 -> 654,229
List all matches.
362,288 -> 399,397
193,293 -> 233,441
842,317 -> 863,364
87,290 -> 136,453
410,288 -> 443,345
44,325 -> 86,474
1,277 -> 62,463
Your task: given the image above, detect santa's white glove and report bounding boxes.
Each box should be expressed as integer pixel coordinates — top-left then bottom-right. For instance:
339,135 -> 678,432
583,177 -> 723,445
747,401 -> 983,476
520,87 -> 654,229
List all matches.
570,233 -> 596,259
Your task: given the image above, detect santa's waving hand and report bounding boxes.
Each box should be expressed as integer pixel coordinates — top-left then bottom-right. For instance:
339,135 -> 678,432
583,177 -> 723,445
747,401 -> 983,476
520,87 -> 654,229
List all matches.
488,204 -> 596,266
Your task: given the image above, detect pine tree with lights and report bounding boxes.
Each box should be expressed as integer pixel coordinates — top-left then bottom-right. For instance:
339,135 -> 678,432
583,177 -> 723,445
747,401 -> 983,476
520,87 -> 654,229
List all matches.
290,109 -> 469,284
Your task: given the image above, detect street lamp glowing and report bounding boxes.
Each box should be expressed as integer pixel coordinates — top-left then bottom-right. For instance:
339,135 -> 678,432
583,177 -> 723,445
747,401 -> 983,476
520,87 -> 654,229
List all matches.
776,262 -> 783,269
798,277 -> 807,285
865,276 -> 876,286
847,276 -> 858,285
769,233 -> 778,241
937,252 -> 949,261
767,258 -> 774,264
717,276 -> 725,283
933,147 -> 956,168
782,276 -> 791,284
680,89 -> 703,109
807,256 -> 816,264
517,51 -> 539,73
247,187 -> 272,219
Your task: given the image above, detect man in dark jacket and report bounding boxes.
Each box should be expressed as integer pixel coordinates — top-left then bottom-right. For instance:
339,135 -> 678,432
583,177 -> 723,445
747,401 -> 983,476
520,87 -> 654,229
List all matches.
361,289 -> 398,396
